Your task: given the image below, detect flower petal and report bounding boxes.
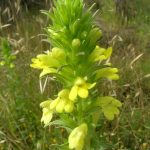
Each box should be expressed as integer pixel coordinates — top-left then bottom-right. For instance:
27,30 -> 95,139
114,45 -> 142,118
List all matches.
78,87 -> 88,99
50,98 -> 59,110
64,101 -> 74,113
87,82 -> 96,89
41,108 -> 53,126
56,99 -> 66,113
69,85 -> 78,101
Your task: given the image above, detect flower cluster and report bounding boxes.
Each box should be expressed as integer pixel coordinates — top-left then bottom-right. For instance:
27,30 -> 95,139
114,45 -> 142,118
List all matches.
40,89 -> 74,126
31,0 -> 122,149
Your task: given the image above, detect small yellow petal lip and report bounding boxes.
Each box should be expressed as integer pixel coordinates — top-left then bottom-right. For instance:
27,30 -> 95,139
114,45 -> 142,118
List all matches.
69,85 -> 78,101
78,87 -> 89,98
69,77 -> 96,100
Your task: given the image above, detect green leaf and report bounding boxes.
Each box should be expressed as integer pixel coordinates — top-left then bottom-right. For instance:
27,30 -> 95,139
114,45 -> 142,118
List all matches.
47,119 -> 71,131
47,115 -> 76,132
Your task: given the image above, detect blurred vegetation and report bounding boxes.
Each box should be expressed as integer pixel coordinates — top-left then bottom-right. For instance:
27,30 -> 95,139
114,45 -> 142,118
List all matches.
0,0 -> 150,149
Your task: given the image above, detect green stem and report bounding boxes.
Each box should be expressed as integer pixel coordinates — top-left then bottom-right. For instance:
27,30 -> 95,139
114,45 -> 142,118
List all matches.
85,136 -> 91,150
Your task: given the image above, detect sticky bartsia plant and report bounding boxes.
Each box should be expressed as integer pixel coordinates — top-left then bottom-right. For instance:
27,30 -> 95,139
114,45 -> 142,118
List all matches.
31,0 -> 122,149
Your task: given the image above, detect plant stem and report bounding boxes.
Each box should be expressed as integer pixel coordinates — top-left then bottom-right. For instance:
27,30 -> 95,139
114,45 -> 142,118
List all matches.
85,134 -> 91,150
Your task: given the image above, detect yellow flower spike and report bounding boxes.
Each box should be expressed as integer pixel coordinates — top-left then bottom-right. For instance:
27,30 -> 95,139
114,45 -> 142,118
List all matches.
40,100 -> 53,126
68,123 -> 88,150
69,77 -> 96,101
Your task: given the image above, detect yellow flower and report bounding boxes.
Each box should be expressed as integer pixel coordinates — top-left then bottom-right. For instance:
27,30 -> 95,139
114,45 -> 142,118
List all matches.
89,45 -> 112,62
30,53 -> 60,69
68,123 -> 88,150
95,67 -> 119,80
50,89 -> 74,113
69,77 -> 96,101
40,100 -> 53,126
40,89 -> 74,126
30,47 -> 66,77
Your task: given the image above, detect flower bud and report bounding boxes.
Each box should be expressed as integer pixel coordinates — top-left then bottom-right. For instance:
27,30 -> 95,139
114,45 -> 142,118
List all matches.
51,47 -> 66,60
72,39 -> 81,48
68,123 -> 88,150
